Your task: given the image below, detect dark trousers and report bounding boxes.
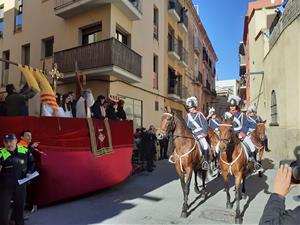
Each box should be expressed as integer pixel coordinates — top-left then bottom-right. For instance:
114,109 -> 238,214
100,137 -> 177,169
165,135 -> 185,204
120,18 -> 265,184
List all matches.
160,142 -> 168,159
0,184 -> 26,225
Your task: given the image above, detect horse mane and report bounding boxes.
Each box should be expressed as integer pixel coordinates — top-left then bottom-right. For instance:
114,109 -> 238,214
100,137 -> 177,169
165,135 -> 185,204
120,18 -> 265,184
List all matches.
173,112 -> 190,131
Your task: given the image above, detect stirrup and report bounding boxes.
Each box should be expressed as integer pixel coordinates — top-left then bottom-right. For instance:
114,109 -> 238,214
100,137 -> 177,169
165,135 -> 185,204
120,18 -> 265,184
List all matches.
254,162 -> 262,171
202,161 -> 209,170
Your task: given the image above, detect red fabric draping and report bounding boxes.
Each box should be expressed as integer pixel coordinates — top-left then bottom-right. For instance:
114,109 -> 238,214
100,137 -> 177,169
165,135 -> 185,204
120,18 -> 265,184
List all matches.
0,117 -> 133,205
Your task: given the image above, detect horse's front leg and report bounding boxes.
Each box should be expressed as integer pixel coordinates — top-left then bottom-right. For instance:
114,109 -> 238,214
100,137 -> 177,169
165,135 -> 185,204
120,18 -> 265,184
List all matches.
223,172 -> 232,209
194,169 -> 200,194
181,169 -> 192,218
234,175 -> 242,224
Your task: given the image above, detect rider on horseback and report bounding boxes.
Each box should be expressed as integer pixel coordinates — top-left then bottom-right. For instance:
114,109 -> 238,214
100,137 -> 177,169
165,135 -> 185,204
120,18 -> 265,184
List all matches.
207,107 -> 220,133
247,105 -> 271,152
225,95 -> 262,171
185,96 -> 210,170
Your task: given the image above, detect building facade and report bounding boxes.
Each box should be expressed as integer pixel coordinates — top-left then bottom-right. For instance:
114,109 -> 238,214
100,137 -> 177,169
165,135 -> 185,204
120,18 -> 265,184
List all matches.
241,0 -> 300,159
0,0 -> 217,129
215,79 -> 239,115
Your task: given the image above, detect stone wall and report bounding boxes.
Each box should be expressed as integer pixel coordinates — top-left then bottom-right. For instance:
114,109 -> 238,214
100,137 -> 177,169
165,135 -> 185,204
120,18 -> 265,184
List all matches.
269,0 -> 300,49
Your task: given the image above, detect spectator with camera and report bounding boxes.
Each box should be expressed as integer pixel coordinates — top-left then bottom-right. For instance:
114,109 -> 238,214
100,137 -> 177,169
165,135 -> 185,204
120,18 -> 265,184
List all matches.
259,163 -> 300,225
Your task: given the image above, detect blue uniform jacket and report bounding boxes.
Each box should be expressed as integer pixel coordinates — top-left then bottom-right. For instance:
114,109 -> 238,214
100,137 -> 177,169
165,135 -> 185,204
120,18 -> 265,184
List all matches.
209,118 -> 220,132
232,112 -> 249,135
185,112 -> 208,138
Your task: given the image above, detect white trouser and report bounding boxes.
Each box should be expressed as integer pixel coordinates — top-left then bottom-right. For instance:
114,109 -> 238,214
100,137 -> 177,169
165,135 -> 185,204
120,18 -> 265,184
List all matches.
215,141 -> 220,154
197,136 -> 209,151
243,136 -> 256,153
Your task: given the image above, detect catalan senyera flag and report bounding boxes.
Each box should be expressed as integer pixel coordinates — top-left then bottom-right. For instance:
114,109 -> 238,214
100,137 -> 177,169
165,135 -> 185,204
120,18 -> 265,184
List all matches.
18,65 -> 41,92
32,69 -> 58,112
18,64 -> 58,113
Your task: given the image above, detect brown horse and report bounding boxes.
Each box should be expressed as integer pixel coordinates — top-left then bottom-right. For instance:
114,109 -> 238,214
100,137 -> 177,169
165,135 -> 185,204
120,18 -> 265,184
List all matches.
218,117 -> 249,224
207,114 -> 223,170
156,111 -> 207,218
250,121 -> 267,163
250,121 -> 267,177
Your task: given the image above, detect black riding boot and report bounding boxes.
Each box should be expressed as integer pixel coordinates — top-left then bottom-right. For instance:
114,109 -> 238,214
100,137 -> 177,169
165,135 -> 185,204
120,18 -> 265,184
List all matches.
250,152 -> 261,171
202,150 -> 210,171
265,138 -> 271,152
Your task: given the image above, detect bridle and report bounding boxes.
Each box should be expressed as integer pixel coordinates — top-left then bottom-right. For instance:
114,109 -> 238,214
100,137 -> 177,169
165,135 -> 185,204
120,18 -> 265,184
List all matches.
162,113 -> 194,140
218,124 -> 233,145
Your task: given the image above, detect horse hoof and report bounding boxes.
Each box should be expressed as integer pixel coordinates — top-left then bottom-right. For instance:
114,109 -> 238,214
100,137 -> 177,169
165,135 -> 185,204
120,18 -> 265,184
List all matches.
181,211 -> 188,218
235,217 -> 242,224
194,187 -> 201,195
226,203 -> 233,209
258,171 -> 262,177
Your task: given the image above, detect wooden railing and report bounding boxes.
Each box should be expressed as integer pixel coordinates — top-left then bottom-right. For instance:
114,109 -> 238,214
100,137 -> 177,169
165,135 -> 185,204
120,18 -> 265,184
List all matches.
54,38 -> 142,77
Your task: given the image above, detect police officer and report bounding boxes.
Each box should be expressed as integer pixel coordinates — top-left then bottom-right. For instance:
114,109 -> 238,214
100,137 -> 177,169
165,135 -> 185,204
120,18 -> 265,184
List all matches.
0,133 -> 35,225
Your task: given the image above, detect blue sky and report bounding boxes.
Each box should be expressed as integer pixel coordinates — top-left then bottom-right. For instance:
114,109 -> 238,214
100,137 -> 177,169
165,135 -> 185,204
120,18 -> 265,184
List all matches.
192,0 -> 249,80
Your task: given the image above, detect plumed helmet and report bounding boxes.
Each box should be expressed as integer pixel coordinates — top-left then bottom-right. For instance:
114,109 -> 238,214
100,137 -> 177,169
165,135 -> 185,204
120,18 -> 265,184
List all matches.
248,105 -> 257,113
208,107 -> 216,115
227,95 -> 241,107
224,112 -> 233,119
186,96 -> 198,108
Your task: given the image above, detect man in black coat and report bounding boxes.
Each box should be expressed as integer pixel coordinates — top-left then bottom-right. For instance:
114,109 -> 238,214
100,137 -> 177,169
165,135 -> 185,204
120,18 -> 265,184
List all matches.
91,95 -> 107,120
5,84 -> 36,116
259,164 -> 299,225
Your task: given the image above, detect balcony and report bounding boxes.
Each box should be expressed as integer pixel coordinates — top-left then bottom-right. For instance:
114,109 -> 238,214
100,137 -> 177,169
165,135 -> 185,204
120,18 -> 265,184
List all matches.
168,0 -> 181,22
178,47 -> 188,68
168,36 -> 180,61
168,85 -> 181,100
181,85 -> 189,100
178,11 -> 188,33
194,36 -> 201,54
54,0 -> 143,20
54,38 -> 142,83
193,71 -> 203,85
203,80 -> 211,94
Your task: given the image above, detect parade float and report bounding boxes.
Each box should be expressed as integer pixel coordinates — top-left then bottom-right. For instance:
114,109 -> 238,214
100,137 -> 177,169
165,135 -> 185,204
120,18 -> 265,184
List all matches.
0,59 -> 134,206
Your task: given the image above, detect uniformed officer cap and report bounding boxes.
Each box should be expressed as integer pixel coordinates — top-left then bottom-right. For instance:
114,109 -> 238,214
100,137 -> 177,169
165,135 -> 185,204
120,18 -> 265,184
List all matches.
3,133 -> 17,141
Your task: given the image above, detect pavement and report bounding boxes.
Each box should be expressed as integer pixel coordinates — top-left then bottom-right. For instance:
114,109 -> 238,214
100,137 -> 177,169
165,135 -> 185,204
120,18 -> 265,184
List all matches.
27,152 -> 300,225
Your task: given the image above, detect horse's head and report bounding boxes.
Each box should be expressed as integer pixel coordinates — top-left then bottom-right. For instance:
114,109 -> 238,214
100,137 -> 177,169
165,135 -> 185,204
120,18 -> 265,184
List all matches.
218,117 -> 235,152
156,110 -> 176,140
256,120 -> 267,142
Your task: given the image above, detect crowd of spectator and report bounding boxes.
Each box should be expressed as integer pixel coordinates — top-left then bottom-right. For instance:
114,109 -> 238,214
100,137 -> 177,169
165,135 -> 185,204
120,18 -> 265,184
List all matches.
133,126 -> 169,172
0,84 -> 127,121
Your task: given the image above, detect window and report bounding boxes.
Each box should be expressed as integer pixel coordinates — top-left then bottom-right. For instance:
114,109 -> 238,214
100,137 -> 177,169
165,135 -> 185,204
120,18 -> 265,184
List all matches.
21,44 -> 30,85
168,67 -> 177,94
123,97 -> 143,130
81,23 -> 102,45
270,90 -> 279,126
42,37 -> 54,58
153,55 -> 158,89
115,29 -> 128,46
168,27 -> 175,52
177,74 -> 183,98
153,7 -> 159,40
1,50 -> 10,87
155,101 -> 159,111
15,0 -> 23,32
0,5 -> 4,37
178,37 -> 183,59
